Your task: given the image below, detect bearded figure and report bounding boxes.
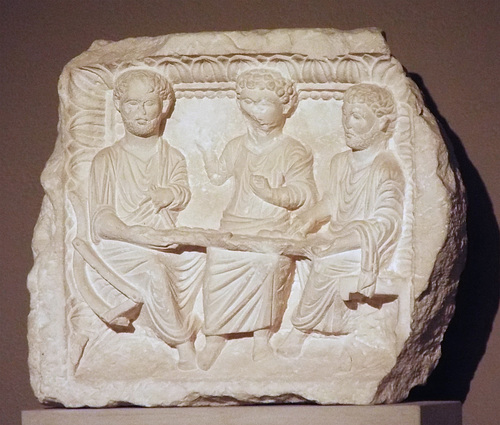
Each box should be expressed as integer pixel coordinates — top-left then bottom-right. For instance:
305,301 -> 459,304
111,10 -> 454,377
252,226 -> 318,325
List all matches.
279,83 -> 405,358
87,69 -> 201,370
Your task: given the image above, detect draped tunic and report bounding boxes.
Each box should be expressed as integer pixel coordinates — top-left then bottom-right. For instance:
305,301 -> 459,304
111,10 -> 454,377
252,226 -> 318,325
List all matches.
203,133 -> 318,335
89,138 -> 190,239
292,149 -> 405,335
88,139 -> 201,346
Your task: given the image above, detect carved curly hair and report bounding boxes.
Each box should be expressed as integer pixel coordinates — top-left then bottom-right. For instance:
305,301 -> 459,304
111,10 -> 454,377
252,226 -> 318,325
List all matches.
113,69 -> 174,104
236,68 -> 298,118
343,83 -> 397,119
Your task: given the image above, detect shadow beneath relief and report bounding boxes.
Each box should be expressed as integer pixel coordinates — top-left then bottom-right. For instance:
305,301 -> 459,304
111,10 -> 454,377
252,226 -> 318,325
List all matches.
406,73 -> 500,402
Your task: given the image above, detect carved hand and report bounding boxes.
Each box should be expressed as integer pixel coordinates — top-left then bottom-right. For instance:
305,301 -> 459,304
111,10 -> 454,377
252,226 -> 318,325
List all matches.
311,240 -> 337,257
290,210 -> 331,238
197,143 -> 219,177
301,234 -> 337,258
148,185 -> 176,213
290,214 -> 316,237
309,226 -> 361,257
249,175 -> 273,201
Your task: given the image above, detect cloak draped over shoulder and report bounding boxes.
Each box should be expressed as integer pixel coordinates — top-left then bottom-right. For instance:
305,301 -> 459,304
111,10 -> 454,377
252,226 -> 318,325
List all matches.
87,139 -> 201,346
292,149 -> 405,334
89,139 -> 190,243
203,134 -> 318,335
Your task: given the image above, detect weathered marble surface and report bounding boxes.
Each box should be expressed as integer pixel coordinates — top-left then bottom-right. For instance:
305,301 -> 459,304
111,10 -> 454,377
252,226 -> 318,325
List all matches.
28,28 -> 466,407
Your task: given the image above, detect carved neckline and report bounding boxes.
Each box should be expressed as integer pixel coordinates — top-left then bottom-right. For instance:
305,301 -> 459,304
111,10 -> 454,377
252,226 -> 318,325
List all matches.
119,138 -> 162,163
244,129 -> 285,155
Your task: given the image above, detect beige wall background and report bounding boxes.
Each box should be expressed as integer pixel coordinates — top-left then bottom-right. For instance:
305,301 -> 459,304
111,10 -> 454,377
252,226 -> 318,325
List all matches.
1,1 -> 499,424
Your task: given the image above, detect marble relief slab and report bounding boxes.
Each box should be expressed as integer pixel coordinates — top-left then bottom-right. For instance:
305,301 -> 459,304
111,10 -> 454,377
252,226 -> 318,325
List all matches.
28,28 -> 466,407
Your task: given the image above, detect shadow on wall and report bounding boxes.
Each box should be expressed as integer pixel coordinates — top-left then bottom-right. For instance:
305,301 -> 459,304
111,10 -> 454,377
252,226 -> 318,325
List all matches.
407,73 -> 500,403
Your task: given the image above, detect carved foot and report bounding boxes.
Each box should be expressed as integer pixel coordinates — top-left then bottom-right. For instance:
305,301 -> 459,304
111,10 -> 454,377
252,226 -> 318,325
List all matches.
177,341 -> 197,371
277,328 -> 307,358
197,335 -> 226,370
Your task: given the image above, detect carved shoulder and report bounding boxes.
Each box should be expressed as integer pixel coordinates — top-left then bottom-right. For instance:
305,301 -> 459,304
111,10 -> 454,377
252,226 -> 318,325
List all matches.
279,136 -> 315,165
330,150 -> 351,167
283,136 -> 311,154
372,151 -> 404,182
228,134 -> 247,148
91,144 -> 119,169
164,142 -> 187,163
221,135 -> 246,159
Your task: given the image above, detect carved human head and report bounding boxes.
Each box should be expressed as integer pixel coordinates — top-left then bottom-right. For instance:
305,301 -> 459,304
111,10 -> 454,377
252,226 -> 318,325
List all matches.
235,68 -> 298,132
342,83 -> 397,151
113,69 -> 175,138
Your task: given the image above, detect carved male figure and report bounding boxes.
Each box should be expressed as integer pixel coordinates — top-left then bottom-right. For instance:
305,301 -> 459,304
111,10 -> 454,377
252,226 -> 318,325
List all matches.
198,68 -> 318,369
279,83 -> 405,357
88,69 -> 199,369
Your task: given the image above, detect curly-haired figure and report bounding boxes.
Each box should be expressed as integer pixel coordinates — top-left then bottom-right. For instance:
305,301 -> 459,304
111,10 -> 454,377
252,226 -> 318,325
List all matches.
278,83 -> 405,358
198,68 -> 318,369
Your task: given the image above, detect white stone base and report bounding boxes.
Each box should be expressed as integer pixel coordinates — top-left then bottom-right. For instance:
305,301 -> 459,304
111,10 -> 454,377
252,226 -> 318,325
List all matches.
23,402 -> 461,425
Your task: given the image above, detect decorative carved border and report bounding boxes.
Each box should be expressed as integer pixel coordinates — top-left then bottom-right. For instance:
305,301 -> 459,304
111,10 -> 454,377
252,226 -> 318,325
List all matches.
60,49 -> 420,279
56,51 -> 420,371
70,53 -> 422,101
61,52 -> 423,183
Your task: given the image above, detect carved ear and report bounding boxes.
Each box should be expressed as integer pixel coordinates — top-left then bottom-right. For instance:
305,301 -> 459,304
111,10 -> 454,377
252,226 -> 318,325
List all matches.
282,97 -> 298,119
379,116 -> 391,133
162,97 -> 174,116
113,98 -> 121,113
282,102 -> 292,117
236,97 -> 244,113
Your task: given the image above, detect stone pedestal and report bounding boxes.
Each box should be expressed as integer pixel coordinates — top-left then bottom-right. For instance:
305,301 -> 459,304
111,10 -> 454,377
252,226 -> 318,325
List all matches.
23,402 -> 461,425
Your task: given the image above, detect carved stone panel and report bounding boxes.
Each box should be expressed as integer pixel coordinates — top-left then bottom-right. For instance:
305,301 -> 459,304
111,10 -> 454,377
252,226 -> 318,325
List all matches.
28,28 -> 466,406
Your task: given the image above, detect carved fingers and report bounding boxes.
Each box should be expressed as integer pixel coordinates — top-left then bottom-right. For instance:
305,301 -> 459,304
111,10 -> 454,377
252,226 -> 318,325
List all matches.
196,143 -> 216,168
148,185 -> 176,213
290,212 -> 331,238
249,174 -> 272,201
289,215 -> 311,237
309,235 -> 337,258
195,142 -> 208,160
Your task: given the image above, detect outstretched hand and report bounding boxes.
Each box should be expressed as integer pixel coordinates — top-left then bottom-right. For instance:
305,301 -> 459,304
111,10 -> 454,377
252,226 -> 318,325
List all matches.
297,234 -> 336,258
196,142 -> 217,164
196,142 -> 219,178
289,214 -> 312,238
249,174 -> 273,201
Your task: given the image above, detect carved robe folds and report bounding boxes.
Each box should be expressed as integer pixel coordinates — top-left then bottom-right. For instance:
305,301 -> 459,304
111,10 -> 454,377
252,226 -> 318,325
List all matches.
89,139 -> 201,346
203,134 -> 317,335
28,28 -> 466,407
293,151 -> 405,335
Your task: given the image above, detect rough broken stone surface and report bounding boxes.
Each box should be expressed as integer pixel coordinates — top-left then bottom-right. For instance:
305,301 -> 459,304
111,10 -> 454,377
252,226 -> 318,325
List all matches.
28,28 -> 466,407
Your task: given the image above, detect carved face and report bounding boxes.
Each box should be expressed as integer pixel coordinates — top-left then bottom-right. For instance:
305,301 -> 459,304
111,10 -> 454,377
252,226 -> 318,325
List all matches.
342,102 -> 381,151
238,89 -> 286,133
117,79 -> 164,138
